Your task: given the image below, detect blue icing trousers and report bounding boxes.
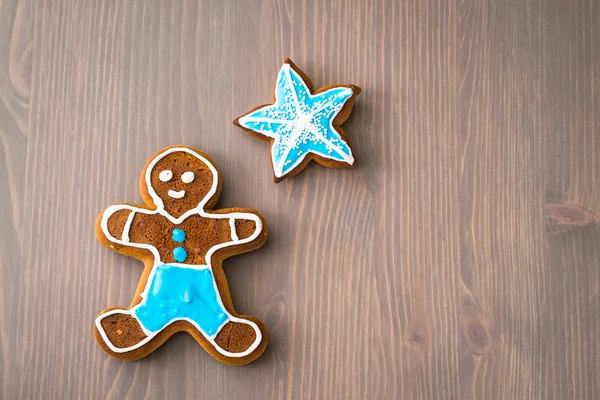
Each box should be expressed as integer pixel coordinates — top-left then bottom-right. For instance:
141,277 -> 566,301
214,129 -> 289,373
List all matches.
134,264 -> 228,336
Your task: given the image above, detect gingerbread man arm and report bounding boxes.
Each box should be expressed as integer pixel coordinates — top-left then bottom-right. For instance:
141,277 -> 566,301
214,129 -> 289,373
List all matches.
218,210 -> 263,244
100,206 -> 133,242
191,210 -> 265,267
98,204 -> 157,250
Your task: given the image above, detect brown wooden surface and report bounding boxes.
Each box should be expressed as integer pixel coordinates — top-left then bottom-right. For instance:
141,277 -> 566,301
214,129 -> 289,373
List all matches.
1,0 -> 599,398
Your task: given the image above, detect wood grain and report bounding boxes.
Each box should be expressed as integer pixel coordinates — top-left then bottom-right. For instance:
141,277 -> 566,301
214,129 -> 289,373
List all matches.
0,0 -> 598,398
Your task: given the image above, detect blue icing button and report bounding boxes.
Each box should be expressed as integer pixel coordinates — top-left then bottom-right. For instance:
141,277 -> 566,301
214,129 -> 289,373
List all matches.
172,228 -> 186,243
173,246 -> 188,263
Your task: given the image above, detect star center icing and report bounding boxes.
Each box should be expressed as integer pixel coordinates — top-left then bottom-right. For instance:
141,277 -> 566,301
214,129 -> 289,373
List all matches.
295,113 -> 312,128
237,61 -> 358,180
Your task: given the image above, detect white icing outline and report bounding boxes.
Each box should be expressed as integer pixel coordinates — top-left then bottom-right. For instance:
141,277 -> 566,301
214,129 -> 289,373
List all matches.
229,218 -> 239,241
97,147 -> 264,358
168,189 -> 185,199
122,211 -> 136,242
238,63 -> 355,178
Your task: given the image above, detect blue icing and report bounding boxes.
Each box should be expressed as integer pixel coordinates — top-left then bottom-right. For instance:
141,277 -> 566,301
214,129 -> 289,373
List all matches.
239,63 -> 355,178
134,264 -> 228,335
171,228 -> 186,243
173,246 -> 188,262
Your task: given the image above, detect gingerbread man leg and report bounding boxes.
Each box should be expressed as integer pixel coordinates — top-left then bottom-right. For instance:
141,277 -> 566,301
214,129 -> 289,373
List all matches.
213,319 -> 262,355
96,264 -> 262,357
96,309 -> 149,352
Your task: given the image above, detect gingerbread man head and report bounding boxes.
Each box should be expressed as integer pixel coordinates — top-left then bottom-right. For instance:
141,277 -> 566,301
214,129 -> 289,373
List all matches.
141,147 -> 221,218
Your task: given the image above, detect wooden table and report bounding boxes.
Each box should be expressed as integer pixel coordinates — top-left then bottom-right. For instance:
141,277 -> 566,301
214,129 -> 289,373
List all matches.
1,0 -> 598,398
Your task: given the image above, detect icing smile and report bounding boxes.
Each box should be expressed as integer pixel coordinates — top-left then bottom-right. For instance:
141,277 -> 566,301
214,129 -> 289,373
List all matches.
168,189 -> 185,199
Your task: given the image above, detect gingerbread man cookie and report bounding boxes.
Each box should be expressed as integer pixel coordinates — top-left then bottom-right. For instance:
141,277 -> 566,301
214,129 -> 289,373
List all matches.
94,146 -> 268,365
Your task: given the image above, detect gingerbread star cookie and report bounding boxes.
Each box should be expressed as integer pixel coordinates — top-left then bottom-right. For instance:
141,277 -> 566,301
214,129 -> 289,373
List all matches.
234,59 -> 361,182
94,146 -> 268,365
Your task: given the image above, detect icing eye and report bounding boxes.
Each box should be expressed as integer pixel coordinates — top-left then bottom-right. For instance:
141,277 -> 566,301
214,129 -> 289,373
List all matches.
181,171 -> 195,184
159,170 -> 173,182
